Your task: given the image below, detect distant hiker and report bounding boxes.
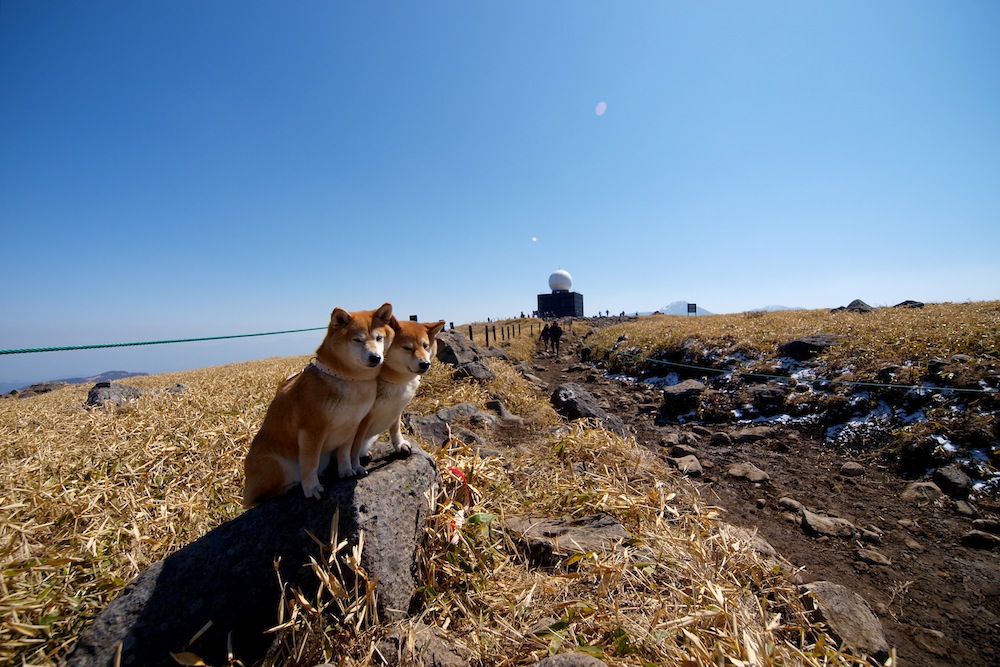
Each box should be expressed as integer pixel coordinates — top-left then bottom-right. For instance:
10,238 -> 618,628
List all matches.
549,321 -> 563,355
540,324 -> 551,352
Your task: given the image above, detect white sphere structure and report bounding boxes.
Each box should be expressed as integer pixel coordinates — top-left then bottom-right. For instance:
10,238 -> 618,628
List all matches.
548,269 -> 573,292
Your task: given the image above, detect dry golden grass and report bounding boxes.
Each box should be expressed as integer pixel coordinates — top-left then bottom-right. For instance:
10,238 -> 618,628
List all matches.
583,301 -> 1000,383
2,318 -> 882,666
422,428 -> 862,666
1,356 -> 307,665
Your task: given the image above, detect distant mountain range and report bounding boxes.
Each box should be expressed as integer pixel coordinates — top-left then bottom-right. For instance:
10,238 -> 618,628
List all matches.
0,370 -> 148,396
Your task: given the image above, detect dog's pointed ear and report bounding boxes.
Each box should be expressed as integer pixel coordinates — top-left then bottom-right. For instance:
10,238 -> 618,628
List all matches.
331,307 -> 353,327
389,315 -> 403,333
426,320 -> 446,338
374,302 -> 393,325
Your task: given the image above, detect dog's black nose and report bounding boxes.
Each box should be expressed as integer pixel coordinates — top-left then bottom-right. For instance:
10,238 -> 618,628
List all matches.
418,361 -> 431,372
368,354 -> 382,366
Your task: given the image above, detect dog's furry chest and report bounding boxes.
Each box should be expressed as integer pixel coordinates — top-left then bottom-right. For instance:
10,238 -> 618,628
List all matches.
367,376 -> 420,432
272,372 -> 376,453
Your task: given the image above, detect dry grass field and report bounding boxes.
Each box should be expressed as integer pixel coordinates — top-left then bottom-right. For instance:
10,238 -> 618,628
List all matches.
5,303 -> 997,666
583,302 -> 1000,386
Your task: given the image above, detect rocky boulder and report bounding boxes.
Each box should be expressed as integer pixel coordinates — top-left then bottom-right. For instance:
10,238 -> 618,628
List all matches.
777,334 -> 839,361
62,444 -> 438,667
932,464 -> 973,499
550,383 -> 628,435
504,513 -> 634,566
801,581 -> 889,662
435,330 -> 481,366
85,382 -> 145,408
452,360 -> 495,382
657,379 -> 706,419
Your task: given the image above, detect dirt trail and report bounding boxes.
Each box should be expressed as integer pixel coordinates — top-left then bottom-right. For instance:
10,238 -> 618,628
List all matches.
525,341 -> 1000,667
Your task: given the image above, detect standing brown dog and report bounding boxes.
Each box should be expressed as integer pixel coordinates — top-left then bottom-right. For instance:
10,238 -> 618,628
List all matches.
242,303 -> 394,508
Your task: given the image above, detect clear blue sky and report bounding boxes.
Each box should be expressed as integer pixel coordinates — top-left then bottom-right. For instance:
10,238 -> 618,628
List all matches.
2,1 -> 998,384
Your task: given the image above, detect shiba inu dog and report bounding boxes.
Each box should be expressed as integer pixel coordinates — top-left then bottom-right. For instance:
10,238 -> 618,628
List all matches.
242,303 -> 394,508
350,317 -> 446,475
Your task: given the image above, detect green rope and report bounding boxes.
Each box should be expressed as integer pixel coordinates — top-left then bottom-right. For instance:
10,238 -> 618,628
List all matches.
0,327 -> 327,355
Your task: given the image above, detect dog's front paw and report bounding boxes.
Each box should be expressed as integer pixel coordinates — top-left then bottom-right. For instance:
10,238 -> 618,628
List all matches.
302,480 -> 325,500
352,463 -> 368,477
396,439 -> 413,455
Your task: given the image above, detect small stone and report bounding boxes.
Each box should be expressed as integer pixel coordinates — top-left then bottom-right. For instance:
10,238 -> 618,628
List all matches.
659,432 -> 680,447
910,627 -> 952,657
901,481 -> 944,503
954,500 -> 979,518
859,529 -> 882,545
669,444 -> 697,458
857,548 -> 891,566
778,497 -> 803,513
727,461 -> 770,483
972,518 -> 1000,534
710,432 -> 732,445
801,509 -> 857,538
755,498 -> 766,509
933,464 -> 973,499
904,537 -> 924,552
960,530 -> 1000,550
666,455 -> 703,477
839,462 -> 865,477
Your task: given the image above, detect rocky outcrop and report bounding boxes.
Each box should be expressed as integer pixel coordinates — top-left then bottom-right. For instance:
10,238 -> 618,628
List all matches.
435,330 -> 480,366
778,334 -> 839,361
831,299 -> 874,313
85,382 -> 144,408
504,513 -> 634,566
550,383 -> 628,435
658,379 -> 706,419
802,581 -> 889,662
62,444 -> 438,667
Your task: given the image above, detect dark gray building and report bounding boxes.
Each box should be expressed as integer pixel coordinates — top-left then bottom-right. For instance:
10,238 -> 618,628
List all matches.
537,270 -> 584,318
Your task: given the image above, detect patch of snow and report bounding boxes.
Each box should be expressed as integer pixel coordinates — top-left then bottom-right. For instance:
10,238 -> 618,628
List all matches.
932,434 -> 957,453
643,373 -> 680,388
898,409 -> 926,424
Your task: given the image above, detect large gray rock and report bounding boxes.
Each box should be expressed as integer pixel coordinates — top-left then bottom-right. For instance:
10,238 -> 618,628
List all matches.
378,621 -> 471,667
407,415 -> 453,446
86,382 -> 144,408
62,444 -> 439,667
726,461 -> 770,483
453,361 -> 495,382
436,402 -> 480,423
745,383 -> 787,415
658,379 -> 706,418
778,334 -> 839,361
435,330 -> 481,366
802,581 -> 888,662
933,464 -> 973,499
550,383 -> 627,436
504,513 -> 634,566
801,509 -> 857,538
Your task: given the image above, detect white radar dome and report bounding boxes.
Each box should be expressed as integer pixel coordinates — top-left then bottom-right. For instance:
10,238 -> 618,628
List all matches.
548,269 -> 573,292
